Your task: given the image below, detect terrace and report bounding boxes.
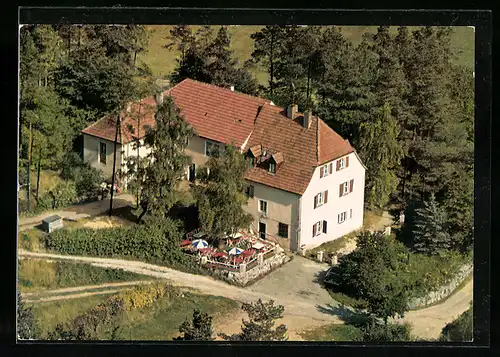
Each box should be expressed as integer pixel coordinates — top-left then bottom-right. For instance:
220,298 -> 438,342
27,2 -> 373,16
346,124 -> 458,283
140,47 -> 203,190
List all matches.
180,228 -> 279,274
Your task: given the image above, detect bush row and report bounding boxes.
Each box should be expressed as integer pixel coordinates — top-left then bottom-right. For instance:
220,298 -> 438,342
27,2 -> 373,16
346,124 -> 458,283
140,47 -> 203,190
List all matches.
43,220 -> 205,274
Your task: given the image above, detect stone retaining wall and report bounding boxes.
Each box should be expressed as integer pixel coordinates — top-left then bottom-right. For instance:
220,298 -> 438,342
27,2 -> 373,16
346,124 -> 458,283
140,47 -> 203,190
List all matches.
207,252 -> 291,287
407,263 -> 473,310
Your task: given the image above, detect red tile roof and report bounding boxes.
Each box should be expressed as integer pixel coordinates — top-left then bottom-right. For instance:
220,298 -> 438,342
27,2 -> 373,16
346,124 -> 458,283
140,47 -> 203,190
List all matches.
81,78 -> 356,195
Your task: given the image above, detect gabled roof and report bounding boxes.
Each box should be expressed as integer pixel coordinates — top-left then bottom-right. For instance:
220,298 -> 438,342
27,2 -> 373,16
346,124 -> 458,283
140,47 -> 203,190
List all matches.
81,78 -> 356,195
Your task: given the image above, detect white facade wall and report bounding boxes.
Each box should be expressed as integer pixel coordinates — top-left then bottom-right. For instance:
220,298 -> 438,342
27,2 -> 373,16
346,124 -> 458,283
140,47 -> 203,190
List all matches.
83,135 -> 121,179
299,152 -> 365,250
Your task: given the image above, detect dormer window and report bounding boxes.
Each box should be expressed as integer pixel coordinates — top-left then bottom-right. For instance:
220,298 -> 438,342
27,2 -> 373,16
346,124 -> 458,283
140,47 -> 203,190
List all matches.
269,162 -> 276,174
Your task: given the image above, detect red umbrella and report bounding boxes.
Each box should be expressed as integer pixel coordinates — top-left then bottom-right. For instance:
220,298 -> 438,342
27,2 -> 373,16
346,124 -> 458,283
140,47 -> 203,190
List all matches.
180,239 -> 191,247
213,251 -> 228,258
241,249 -> 255,256
233,257 -> 244,264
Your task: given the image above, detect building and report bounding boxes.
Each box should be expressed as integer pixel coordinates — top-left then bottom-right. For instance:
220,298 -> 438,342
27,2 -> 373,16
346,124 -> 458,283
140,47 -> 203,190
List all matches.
81,79 -> 366,251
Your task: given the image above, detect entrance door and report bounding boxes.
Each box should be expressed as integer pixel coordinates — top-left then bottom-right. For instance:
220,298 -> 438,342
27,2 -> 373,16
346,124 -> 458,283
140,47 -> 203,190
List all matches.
259,222 -> 266,240
189,164 -> 196,182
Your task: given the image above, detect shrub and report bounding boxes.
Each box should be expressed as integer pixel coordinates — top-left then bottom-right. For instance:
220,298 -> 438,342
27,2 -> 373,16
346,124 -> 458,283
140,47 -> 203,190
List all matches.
440,305 -> 473,342
60,152 -> 103,200
43,219 -> 201,273
53,180 -> 78,207
119,282 -> 167,311
359,321 -> 412,342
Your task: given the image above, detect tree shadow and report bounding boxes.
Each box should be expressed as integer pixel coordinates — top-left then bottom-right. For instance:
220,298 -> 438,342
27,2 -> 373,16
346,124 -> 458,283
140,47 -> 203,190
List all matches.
316,303 -> 373,327
94,205 -> 138,224
312,269 -> 329,286
168,203 -> 199,233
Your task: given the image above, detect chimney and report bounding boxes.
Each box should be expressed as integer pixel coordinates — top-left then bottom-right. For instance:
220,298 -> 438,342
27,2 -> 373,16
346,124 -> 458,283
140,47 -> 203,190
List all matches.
303,111 -> 311,129
155,92 -> 164,105
230,85 -> 235,91
286,104 -> 298,119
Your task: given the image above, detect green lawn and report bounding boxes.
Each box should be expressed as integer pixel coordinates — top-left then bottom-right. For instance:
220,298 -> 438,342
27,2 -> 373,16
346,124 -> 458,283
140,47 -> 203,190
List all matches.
31,295 -> 109,339
299,323 -> 363,341
113,291 -> 240,340
18,259 -> 152,293
138,25 -> 474,86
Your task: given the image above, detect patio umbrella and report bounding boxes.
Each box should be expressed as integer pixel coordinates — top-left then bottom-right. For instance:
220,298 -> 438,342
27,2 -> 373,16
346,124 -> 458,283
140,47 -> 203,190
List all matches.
192,239 -> 209,249
227,247 -> 243,255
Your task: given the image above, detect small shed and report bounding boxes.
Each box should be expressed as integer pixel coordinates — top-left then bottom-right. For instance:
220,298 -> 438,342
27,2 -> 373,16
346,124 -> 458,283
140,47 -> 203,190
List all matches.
42,215 -> 64,233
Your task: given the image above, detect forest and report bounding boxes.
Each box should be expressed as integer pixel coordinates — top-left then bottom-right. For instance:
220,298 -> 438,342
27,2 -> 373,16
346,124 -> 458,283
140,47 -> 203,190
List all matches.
19,24 -> 473,254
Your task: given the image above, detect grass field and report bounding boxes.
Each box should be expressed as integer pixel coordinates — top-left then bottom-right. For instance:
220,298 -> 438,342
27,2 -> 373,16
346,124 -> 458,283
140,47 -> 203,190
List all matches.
31,295 -> 109,338
30,290 -> 240,340
18,259 -> 151,293
299,323 -> 363,341
138,25 -> 474,86
113,291 -> 240,340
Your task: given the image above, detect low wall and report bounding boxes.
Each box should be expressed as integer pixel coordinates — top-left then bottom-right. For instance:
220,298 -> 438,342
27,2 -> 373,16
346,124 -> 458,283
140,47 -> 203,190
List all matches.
206,252 -> 291,287
407,263 -> 473,310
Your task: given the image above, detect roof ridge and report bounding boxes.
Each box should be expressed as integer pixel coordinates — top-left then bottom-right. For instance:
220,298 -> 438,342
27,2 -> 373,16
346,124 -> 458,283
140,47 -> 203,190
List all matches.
176,78 -> 271,104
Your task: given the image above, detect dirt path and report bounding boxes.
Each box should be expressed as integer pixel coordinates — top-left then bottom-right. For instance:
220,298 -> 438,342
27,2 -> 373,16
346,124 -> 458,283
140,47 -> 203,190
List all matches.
18,250 -> 472,340
18,194 -> 135,232
401,278 -> 473,340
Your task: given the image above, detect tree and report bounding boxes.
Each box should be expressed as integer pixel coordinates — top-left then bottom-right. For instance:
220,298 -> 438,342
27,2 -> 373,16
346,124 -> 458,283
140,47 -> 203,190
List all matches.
205,26 -> 238,88
412,193 -> 453,255
249,25 -> 286,95
360,320 -> 412,342
165,25 -> 196,62
192,144 -> 253,242
175,309 -> 214,341
358,103 -> 404,209
220,299 -> 288,341
134,96 -> 194,221
325,231 -> 411,324
316,27 -> 377,142
17,292 -> 37,340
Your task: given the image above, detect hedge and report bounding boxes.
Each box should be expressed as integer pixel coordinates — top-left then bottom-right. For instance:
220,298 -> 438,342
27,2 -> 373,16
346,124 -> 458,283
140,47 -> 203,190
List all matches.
43,220 -> 204,274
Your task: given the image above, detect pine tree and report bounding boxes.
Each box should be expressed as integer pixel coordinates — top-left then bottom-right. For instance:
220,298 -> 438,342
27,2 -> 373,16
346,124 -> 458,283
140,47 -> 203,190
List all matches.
175,309 -> 215,341
358,103 -> 404,209
220,299 -> 288,341
412,193 -> 452,255
165,25 -> 195,62
192,144 -> 253,242
136,96 -> 194,221
205,26 -> 238,88
316,28 -> 377,142
17,292 -> 37,340
249,25 -> 286,95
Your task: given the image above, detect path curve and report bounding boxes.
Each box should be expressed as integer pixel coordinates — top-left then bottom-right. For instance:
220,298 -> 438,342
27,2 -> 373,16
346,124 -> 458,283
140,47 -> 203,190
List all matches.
18,250 -> 473,340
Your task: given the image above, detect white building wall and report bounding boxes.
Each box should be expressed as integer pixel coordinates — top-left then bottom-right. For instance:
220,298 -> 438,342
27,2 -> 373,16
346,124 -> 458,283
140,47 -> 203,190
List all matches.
83,135 -> 121,180
299,152 -> 365,250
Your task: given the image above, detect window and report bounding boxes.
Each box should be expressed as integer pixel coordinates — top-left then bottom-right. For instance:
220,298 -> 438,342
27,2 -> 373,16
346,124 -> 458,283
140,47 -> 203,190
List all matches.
320,163 -> 333,178
312,220 -> 328,237
246,185 -> 254,198
339,180 -> 354,197
322,165 -> 329,177
336,156 -> 349,171
338,212 -> 347,224
312,221 -> 322,237
205,140 -> 217,157
278,223 -> 289,238
269,162 -> 276,174
99,142 -> 107,164
314,190 -> 329,209
259,200 -> 268,214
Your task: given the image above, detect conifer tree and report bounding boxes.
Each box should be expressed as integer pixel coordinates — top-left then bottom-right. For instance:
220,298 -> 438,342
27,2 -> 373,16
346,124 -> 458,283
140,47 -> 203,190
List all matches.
205,26 -> 238,88
412,193 -> 452,255
358,103 -> 403,209
220,299 -> 288,341
249,25 -> 286,95
136,96 -> 194,221
175,309 -> 215,341
17,292 -> 37,340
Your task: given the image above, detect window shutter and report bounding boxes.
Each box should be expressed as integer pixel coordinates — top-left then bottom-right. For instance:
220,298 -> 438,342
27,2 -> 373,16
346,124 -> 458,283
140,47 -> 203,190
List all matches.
320,168 -> 324,178
312,224 -> 317,237
336,160 -> 340,171
350,209 -> 352,218
339,184 -> 343,197
324,190 -> 328,203
249,185 -> 254,198
350,179 -> 354,193
314,195 -> 318,209
346,156 -> 350,167
322,220 -> 327,233
329,163 -> 333,174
